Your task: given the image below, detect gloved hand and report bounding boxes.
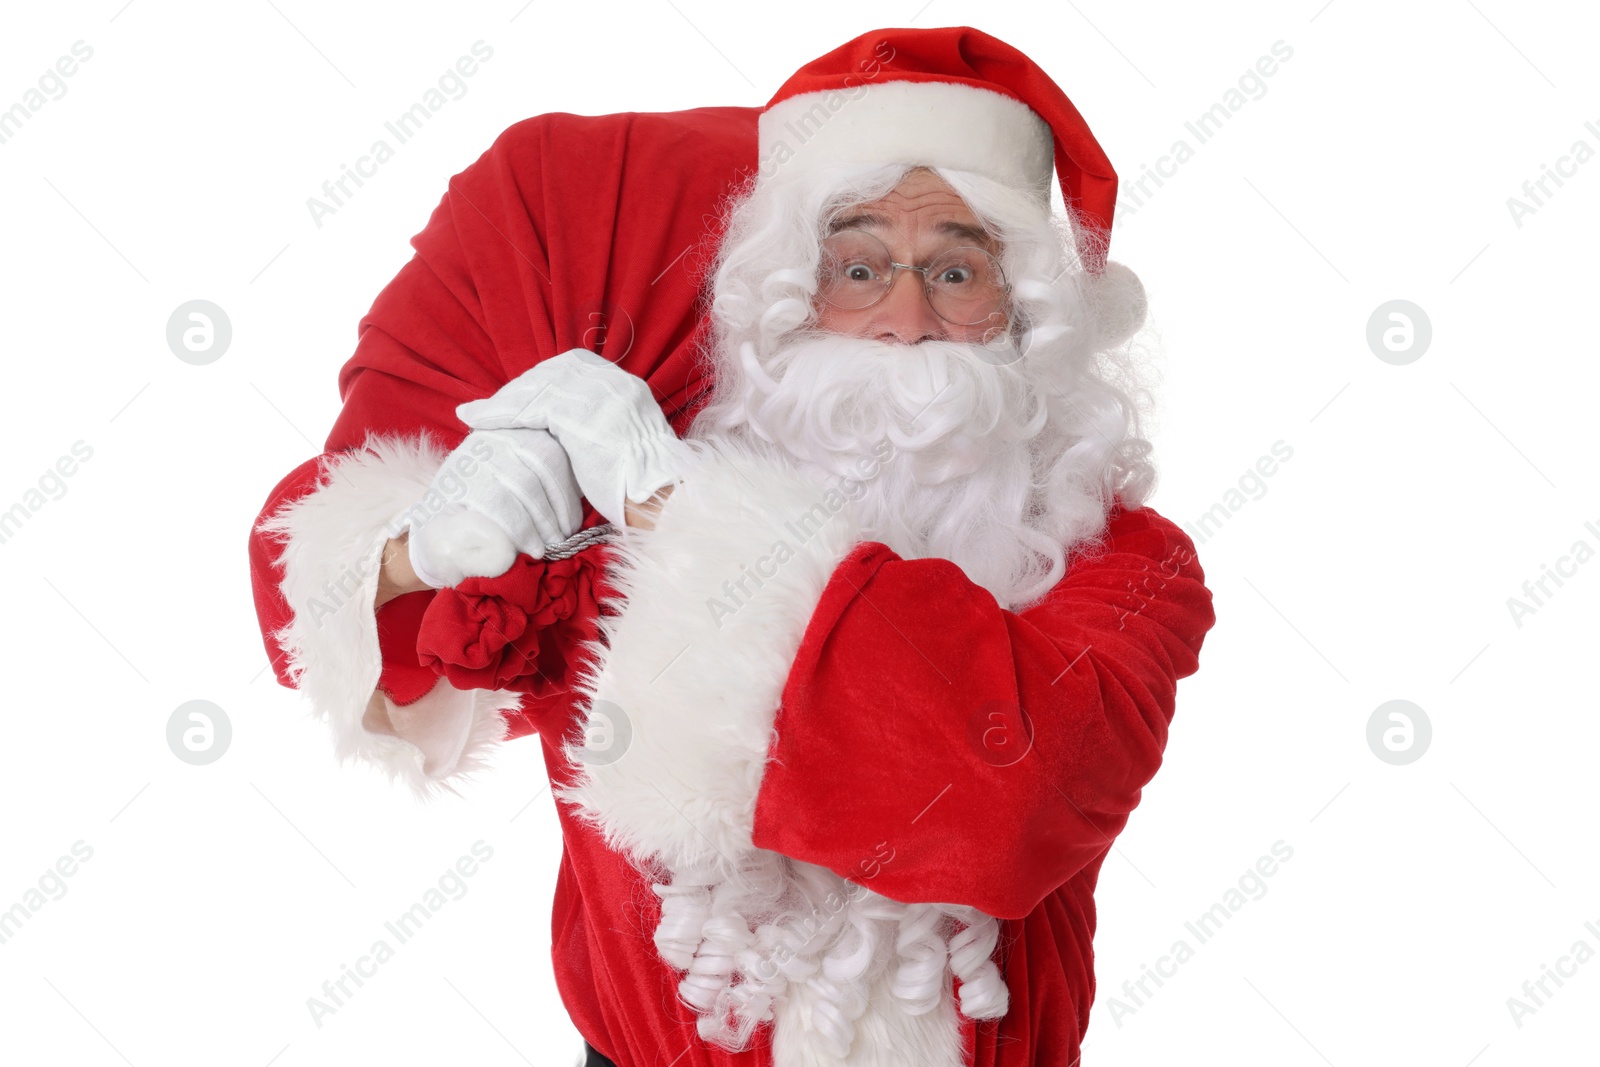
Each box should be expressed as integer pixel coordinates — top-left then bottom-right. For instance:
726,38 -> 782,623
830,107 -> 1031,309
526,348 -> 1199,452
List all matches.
405,425 -> 584,589
455,348 -> 691,528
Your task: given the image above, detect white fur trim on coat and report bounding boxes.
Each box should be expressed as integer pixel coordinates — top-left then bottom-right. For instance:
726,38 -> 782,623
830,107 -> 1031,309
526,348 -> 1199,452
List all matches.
255,432 -> 523,801
556,435 -> 1008,1066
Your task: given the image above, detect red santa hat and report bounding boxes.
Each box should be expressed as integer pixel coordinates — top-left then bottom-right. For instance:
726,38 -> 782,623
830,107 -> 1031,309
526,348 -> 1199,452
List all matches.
759,25 -> 1121,273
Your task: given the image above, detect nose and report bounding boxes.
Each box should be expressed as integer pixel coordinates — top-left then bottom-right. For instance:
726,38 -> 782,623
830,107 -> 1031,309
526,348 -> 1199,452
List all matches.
867,269 -> 946,345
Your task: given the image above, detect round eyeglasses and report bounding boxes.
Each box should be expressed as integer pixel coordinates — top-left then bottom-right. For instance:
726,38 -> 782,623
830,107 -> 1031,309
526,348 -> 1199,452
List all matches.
817,229 -> 1011,328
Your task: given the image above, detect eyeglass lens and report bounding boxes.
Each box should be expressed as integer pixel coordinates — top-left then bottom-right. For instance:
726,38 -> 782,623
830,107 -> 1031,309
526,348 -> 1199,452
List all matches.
818,229 -> 1008,326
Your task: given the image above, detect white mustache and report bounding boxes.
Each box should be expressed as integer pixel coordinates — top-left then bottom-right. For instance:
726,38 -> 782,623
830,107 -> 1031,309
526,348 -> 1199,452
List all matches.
740,332 -> 1046,484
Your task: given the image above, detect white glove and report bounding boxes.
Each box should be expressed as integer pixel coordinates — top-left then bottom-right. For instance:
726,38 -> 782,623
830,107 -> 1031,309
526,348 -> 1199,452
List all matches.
405,426 -> 583,588
454,348 -> 691,528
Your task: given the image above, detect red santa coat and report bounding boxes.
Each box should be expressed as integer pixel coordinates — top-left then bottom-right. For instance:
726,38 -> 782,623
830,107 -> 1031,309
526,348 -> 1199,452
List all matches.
248,108 -> 1216,1067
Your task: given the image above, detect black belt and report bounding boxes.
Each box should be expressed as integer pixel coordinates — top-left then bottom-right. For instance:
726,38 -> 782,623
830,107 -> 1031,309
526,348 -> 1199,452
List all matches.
585,1042 -> 620,1067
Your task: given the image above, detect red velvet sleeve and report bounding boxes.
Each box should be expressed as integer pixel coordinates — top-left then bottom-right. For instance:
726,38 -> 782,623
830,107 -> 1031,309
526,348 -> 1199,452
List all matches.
244,321 -> 531,732
245,147 -> 544,738
247,395 -> 610,745
249,454 -> 333,689
248,109 -> 755,752
749,504 -> 1216,920
245,130 -> 519,698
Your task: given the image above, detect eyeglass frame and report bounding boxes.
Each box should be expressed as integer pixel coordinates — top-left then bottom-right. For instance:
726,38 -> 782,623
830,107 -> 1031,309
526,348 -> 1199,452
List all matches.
814,228 -> 1015,329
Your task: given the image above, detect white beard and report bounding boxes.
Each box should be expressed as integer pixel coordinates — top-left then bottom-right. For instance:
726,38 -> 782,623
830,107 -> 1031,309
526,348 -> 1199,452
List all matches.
656,332 -> 1041,1059
690,330 -> 1058,610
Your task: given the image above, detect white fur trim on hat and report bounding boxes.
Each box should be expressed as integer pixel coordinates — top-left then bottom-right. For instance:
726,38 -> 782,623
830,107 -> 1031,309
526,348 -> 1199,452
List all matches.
556,434 -> 1008,1065
759,79 -> 1053,200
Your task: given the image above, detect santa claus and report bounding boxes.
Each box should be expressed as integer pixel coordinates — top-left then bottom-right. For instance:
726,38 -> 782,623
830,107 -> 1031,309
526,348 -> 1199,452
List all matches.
249,26 -> 1215,1067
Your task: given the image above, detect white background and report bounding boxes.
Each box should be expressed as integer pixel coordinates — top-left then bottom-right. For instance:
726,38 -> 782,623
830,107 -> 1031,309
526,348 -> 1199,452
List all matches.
0,1 -> 1594,1065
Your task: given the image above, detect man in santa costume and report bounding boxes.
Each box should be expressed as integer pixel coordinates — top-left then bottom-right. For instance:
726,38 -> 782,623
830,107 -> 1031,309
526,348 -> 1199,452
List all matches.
249,25 -> 1215,1067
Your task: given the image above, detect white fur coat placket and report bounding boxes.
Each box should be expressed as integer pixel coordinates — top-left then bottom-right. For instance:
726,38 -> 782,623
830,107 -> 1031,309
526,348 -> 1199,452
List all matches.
556,435 -> 1009,1067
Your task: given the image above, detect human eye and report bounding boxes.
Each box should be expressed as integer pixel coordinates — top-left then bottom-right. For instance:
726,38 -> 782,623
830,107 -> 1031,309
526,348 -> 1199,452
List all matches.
930,247 -> 998,291
936,263 -> 974,286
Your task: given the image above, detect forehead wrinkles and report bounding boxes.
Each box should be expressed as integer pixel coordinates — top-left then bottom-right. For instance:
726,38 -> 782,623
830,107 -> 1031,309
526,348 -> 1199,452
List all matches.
834,189 -> 992,258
